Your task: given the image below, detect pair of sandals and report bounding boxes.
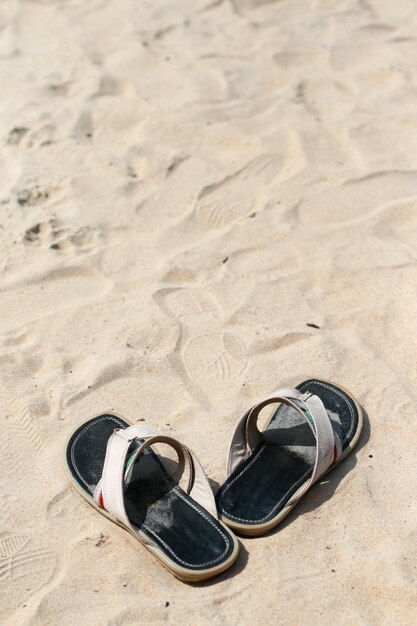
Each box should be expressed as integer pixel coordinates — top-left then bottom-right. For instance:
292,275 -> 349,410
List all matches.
65,378 -> 363,582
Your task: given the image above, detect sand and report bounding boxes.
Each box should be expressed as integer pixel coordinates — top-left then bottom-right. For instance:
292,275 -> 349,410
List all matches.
1,0 -> 417,623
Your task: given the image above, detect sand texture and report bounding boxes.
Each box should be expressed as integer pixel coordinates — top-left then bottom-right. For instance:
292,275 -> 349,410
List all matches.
1,0 -> 417,624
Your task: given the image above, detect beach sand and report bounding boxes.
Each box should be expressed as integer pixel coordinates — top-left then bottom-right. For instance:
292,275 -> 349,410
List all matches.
1,0 -> 417,624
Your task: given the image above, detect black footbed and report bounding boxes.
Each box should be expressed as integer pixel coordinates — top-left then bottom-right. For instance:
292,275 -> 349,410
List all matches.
216,380 -> 360,526
66,415 -> 235,570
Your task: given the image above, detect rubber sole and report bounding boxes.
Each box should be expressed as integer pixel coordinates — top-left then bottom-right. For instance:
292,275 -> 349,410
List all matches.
63,414 -> 240,582
219,379 -> 364,537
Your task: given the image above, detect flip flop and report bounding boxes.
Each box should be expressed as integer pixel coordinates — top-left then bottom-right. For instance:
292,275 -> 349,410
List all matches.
216,379 -> 364,536
64,414 -> 239,581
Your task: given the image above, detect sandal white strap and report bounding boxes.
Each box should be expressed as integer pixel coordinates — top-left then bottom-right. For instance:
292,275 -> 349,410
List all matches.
97,424 -> 217,529
227,388 -> 341,502
124,435 -> 217,518
100,424 -> 156,528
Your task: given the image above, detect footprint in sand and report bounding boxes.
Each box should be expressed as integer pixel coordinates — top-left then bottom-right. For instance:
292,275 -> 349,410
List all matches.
16,186 -> 51,207
184,331 -> 247,384
24,218 -> 103,255
9,396 -> 47,454
154,288 -> 247,403
194,155 -> 281,229
0,396 -> 50,521
0,533 -> 56,615
155,288 -> 219,321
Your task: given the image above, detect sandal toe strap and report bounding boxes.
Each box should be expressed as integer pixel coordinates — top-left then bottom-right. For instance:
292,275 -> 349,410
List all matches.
95,424 -> 217,529
227,387 -> 342,500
